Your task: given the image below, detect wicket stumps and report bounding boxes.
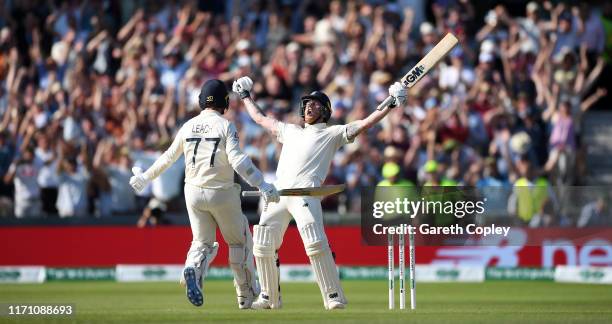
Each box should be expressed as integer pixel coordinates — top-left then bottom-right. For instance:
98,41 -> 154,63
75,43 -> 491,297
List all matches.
388,234 -> 394,309
388,232 -> 416,310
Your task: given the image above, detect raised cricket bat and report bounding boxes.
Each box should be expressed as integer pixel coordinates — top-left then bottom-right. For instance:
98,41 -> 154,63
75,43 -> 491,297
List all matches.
377,33 -> 459,110
242,184 -> 345,197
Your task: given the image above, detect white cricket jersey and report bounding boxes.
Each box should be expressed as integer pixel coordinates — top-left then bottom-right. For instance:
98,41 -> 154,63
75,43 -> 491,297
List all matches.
274,122 -> 353,189
143,110 -> 252,189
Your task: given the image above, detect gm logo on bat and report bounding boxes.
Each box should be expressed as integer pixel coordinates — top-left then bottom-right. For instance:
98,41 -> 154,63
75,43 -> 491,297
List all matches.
402,65 -> 425,87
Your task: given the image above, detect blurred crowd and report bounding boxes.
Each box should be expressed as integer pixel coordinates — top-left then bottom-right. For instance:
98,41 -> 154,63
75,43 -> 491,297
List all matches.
0,0 -> 610,227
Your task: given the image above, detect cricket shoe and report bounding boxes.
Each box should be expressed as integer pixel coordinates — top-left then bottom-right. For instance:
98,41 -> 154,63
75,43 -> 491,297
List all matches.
324,293 -> 348,310
250,294 -> 282,310
237,283 -> 260,309
237,294 -> 256,309
326,300 -> 347,310
183,267 -> 204,306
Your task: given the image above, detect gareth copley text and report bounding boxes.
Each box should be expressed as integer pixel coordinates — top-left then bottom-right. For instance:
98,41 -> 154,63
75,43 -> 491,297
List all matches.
373,224 -> 511,237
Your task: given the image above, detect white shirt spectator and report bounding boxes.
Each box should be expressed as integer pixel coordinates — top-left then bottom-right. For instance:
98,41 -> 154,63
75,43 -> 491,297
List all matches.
9,160 -> 42,218
56,166 -> 89,218
439,64 -> 475,93
10,162 -> 40,202
517,18 -> 541,52
62,116 -> 82,142
35,148 -> 59,189
187,85 -> 201,112
34,112 -> 49,129
93,39 -> 110,74
151,155 -> 184,202
106,165 -> 137,213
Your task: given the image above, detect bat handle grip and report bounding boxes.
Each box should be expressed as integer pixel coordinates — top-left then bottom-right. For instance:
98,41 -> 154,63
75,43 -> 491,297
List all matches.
242,191 -> 262,197
376,96 -> 396,111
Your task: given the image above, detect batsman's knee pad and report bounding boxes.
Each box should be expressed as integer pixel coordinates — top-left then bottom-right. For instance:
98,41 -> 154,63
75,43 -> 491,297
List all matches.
253,225 -> 276,257
229,244 -> 258,297
299,222 -> 329,256
299,223 -> 346,308
252,225 -> 281,308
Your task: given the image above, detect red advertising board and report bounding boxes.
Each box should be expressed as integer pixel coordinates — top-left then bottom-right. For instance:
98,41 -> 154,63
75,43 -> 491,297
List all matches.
0,226 -> 610,267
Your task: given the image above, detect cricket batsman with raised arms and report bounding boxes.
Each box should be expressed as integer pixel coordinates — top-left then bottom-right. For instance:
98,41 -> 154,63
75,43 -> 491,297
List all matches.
129,79 -> 280,309
232,76 -> 407,309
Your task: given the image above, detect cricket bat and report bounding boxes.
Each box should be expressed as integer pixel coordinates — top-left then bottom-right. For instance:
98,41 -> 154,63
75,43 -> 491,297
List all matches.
377,33 -> 459,111
242,184 -> 346,197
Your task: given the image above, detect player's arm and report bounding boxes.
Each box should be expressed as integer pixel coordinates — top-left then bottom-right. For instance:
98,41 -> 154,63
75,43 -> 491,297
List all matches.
129,127 -> 184,192
225,122 -> 280,203
143,129 -> 184,180
232,77 -> 280,136
225,122 -> 265,187
346,82 -> 407,141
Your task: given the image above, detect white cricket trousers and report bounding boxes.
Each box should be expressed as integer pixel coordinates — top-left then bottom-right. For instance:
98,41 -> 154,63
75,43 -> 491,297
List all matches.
259,196 -> 324,246
184,183 -> 250,248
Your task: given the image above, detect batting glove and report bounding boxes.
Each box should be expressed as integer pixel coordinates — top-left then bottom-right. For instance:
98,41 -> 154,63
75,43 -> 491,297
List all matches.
389,82 -> 407,107
259,181 -> 280,205
129,167 -> 150,193
232,76 -> 254,99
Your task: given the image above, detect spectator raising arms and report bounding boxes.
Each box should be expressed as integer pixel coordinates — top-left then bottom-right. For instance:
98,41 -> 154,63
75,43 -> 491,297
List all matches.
0,0 -> 608,223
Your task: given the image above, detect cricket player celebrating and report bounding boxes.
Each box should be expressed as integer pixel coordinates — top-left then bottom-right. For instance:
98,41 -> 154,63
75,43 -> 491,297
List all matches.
232,76 -> 407,309
129,79 -> 280,309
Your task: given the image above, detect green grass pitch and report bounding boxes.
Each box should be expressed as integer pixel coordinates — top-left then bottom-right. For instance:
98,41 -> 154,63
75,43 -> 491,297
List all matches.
1,280 -> 611,323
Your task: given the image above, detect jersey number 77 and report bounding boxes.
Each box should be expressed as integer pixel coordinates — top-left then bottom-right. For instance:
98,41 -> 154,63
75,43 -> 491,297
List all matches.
186,137 -> 220,167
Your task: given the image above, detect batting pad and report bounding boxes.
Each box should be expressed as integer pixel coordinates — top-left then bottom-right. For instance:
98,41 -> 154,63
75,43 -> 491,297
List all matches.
229,241 -> 258,297
252,225 -> 281,308
299,223 -> 347,308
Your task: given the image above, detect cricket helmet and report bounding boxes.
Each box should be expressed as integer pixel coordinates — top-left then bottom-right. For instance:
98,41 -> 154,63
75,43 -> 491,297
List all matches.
199,79 -> 230,112
300,91 -> 332,123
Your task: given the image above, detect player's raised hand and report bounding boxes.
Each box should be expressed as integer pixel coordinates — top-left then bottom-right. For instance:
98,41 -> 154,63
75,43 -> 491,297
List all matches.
232,76 -> 253,99
259,181 -> 280,205
129,166 -> 150,193
389,82 -> 407,107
